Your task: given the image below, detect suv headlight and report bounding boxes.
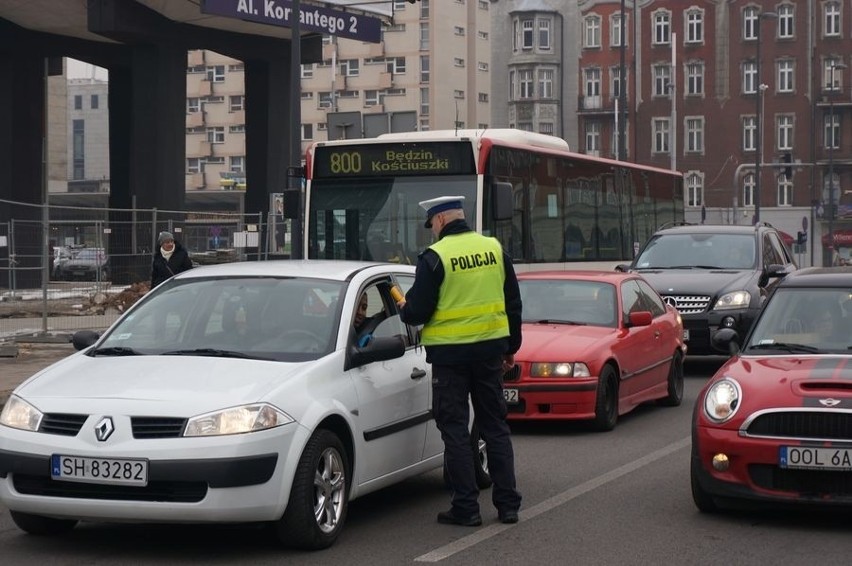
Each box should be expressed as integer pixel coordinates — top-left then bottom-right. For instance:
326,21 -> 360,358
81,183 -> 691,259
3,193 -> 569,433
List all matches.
184,403 -> 294,436
703,378 -> 741,423
714,290 -> 751,310
0,396 -> 43,431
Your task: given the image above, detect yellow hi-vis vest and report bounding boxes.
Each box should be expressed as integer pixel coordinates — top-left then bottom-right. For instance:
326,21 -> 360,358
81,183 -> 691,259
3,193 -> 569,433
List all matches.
421,232 -> 510,345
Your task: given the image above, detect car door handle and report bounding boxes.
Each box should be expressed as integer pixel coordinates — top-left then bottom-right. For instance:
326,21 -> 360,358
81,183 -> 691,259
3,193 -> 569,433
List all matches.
411,367 -> 427,380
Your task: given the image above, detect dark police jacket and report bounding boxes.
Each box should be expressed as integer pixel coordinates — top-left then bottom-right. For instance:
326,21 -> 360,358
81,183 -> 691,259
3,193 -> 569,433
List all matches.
151,242 -> 193,288
399,219 -> 522,364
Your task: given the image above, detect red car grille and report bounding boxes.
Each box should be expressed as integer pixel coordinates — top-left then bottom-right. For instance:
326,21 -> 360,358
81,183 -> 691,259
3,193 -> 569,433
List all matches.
750,465 -> 852,497
746,411 -> 852,441
503,364 -> 521,383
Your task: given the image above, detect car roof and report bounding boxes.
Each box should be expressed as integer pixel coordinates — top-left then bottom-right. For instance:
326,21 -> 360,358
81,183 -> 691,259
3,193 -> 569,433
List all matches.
517,270 -> 638,283
173,260 -> 414,282
776,266 -> 852,288
653,224 -> 768,236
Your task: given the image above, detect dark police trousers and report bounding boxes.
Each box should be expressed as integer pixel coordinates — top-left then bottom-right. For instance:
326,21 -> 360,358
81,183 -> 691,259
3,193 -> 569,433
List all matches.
432,356 -> 522,517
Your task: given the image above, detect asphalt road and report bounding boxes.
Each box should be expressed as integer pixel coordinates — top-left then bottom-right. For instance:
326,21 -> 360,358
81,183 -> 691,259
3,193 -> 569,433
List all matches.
3,357 -> 852,565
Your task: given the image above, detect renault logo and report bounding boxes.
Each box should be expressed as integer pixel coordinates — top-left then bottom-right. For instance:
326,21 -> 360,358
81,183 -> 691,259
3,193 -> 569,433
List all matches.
94,416 -> 115,442
663,296 -> 679,309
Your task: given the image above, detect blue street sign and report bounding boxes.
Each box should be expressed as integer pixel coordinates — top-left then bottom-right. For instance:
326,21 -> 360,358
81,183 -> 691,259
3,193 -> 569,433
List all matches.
202,0 -> 383,43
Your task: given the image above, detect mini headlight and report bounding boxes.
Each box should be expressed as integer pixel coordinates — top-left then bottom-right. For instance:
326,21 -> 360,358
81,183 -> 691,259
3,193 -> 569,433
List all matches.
530,362 -> 590,377
184,403 -> 294,437
0,396 -> 43,432
714,291 -> 751,311
703,378 -> 741,423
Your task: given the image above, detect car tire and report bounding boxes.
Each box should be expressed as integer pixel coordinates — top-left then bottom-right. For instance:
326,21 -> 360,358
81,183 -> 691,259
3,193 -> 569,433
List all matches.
657,351 -> 684,407
273,429 -> 349,550
443,421 -> 493,490
592,364 -> 618,432
10,511 -> 77,535
690,457 -> 720,513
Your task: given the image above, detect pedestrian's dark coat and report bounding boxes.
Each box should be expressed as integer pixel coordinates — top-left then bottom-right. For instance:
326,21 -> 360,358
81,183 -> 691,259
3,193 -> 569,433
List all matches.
151,241 -> 193,288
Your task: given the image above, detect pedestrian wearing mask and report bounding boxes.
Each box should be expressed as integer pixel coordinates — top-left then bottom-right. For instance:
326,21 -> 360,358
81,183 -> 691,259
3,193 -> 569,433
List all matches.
395,196 -> 522,527
151,231 -> 193,288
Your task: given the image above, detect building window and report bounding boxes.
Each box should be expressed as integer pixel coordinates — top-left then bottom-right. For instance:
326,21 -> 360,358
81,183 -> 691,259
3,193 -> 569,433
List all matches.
538,69 -> 554,99
610,67 -> 622,99
777,60 -> 794,92
585,121 -> 601,155
777,175 -> 793,206
300,92 -> 313,100
454,89 -> 465,99
610,13 -> 626,47
584,68 -> 601,101
825,112 -> 841,149
823,58 -> 845,90
207,127 -> 225,144
824,1 -> 841,37
743,61 -> 757,94
743,173 -> 755,207
340,59 -> 360,77
538,18 -> 551,50
686,62 -> 704,95
478,92 -> 489,103
318,92 -> 333,108
519,69 -> 534,99
653,118 -> 670,153
508,70 -> 515,101
420,22 -> 429,50
653,64 -> 671,97
518,122 -> 533,132
301,63 -> 313,79
387,57 -> 406,74
365,90 -> 380,106
420,87 -> 429,116
478,62 -> 489,71
685,9 -> 704,43
743,6 -> 758,40
230,156 -> 245,173
453,58 -> 465,68
686,117 -> 704,153
522,19 -> 534,49
206,65 -> 225,82
777,115 -> 794,150
187,97 -> 200,113
187,158 -> 202,175
743,116 -> 757,151
539,123 -> 554,136
74,95 -> 82,110
653,10 -> 671,45
229,95 -> 244,112
778,4 -> 795,38
72,119 -> 84,180
584,15 -> 601,48
686,172 -> 703,207
420,55 -> 430,83
478,31 -> 488,40
454,26 -> 465,36
229,125 -> 245,133
90,94 -> 99,109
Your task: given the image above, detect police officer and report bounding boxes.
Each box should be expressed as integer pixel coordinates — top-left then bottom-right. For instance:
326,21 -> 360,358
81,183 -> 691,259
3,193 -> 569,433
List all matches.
396,196 -> 522,526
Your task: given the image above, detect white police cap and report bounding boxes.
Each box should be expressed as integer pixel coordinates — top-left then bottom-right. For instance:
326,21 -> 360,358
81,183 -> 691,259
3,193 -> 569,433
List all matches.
418,196 -> 465,228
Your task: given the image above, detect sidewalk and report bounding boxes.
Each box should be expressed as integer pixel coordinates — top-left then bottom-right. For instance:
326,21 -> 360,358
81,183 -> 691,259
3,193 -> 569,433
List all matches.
0,336 -> 75,410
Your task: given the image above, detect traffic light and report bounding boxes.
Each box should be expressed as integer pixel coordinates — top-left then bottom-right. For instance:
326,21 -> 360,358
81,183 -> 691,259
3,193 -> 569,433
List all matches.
782,152 -> 793,180
797,231 -> 807,245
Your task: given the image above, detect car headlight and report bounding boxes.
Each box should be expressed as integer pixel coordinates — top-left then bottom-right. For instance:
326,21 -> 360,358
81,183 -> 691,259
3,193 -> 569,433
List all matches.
703,378 -> 741,423
0,396 -> 43,432
184,403 -> 294,437
530,362 -> 591,378
713,290 -> 751,311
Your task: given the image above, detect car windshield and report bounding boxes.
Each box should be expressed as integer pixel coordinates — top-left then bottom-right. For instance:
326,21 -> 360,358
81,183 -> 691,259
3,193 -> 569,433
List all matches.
634,233 -> 755,269
75,249 -> 103,260
519,279 -> 617,327
96,276 -> 346,362
745,288 -> 852,354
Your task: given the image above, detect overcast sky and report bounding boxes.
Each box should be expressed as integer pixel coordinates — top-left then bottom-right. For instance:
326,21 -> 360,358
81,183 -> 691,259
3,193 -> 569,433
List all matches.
67,58 -> 108,80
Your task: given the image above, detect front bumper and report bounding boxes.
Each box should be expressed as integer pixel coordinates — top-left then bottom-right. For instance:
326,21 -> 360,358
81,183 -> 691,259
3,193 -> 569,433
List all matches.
504,378 -> 598,420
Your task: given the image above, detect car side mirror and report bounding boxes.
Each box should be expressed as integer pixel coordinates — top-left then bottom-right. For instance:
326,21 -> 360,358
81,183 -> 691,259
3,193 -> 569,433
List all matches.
711,327 -> 741,356
346,335 -> 406,369
627,311 -> 653,327
72,330 -> 100,351
614,264 -> 630,272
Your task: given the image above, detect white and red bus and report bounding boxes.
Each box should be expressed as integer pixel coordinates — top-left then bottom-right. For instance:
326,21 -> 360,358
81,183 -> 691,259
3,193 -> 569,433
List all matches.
299,129 -> 684,270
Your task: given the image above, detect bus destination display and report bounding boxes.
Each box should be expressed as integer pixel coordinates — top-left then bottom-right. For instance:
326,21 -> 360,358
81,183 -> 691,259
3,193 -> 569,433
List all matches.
313,142 -> 476,178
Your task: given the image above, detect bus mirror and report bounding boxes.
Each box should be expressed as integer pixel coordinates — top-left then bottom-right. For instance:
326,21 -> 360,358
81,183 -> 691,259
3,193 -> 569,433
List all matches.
282,189 -> 301,219
491,182 -> 513,222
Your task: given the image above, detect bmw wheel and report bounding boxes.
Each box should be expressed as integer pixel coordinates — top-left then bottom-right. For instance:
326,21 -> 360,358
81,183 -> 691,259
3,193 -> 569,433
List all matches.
592,364 -> 618,432
658,351 -> 684,407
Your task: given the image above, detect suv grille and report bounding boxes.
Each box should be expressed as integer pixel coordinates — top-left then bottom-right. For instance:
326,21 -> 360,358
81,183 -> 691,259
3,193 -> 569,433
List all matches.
660,294 -> 710,315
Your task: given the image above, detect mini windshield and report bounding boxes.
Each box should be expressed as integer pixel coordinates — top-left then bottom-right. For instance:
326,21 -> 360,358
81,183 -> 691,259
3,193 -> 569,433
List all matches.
745,288 -> 852,354
634,233 -> 755,270
97,277 -> 346,362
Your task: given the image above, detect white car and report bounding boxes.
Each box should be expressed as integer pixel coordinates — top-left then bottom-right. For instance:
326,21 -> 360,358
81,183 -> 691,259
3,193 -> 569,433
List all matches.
0,261 -> 490,549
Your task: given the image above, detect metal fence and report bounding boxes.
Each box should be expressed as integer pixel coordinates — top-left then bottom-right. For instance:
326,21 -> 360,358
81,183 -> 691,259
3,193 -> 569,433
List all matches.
0,199 -> 291,340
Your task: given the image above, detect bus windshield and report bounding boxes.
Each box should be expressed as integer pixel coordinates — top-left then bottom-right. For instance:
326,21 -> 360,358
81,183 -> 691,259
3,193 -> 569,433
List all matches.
307,175 -> 478,263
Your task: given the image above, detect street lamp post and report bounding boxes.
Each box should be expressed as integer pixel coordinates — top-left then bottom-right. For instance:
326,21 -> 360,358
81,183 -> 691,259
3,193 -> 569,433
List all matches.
827,60 -> 848,265
753,11 -> 777,224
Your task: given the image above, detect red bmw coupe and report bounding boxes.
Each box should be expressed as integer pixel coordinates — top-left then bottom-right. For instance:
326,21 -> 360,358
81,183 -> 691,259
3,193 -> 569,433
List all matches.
504,271 -> 686,431
692,267 -> 852,511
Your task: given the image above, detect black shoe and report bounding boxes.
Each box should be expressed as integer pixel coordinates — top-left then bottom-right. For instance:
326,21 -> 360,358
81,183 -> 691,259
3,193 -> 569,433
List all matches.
437,510 -> 482,527
498,510 -> 519,524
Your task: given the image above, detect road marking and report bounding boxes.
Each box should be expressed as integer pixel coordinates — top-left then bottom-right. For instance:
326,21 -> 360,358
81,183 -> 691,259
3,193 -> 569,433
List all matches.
414,435 -> 691,563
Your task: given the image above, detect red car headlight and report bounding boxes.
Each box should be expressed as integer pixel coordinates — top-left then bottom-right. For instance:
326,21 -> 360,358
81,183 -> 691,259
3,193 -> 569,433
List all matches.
703,378 -> 742,423
530,362 -> 590,378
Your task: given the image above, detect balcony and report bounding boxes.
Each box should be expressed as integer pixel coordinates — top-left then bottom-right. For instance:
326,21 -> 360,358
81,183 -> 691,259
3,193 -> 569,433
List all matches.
577,95 -> 616,115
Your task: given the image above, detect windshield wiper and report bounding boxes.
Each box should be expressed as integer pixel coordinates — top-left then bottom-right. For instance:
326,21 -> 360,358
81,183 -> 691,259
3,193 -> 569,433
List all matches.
531,319 -> 588,326
161,348 -> 273,361
748,343 -> 820,354
90,346 -> 142,357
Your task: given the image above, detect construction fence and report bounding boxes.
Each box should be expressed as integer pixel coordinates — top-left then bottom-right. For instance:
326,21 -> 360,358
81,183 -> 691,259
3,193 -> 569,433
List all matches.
0,199 -> 291,340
